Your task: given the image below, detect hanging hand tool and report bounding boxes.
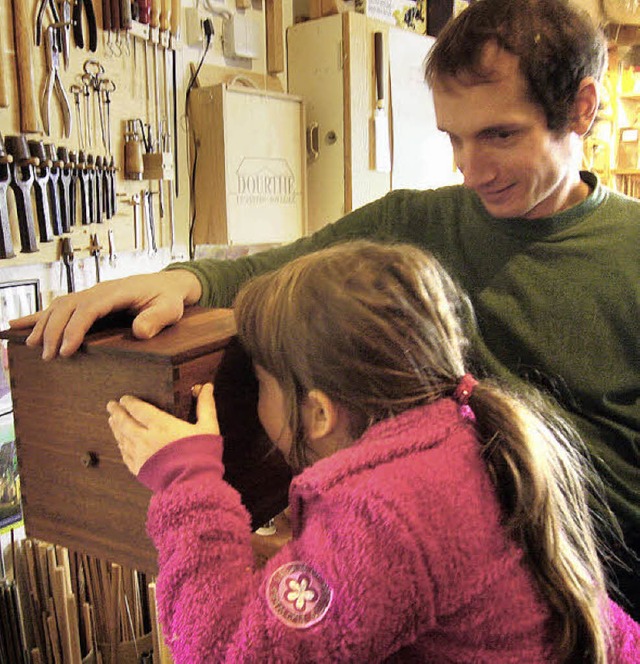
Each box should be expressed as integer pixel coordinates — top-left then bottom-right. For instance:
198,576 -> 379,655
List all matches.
5,135 -> 39,254
108,155 -> 117,215
120,0 -> 133,57
89,233 -> 101,282
42,24 -> 73,139
96,84 -> 108,152
95,155 -> 105,221
373,31 -> 391,173
102,0 -> 113,51
124,119 -> 144,180
69,84 -> 85,149
131,192 -> 141,249
150,0 -> 163,168
110,0 -> 121,51
73,0 -> 98,52
170,0 -> 181,197
35,0 -> 60,46
11,0 -> 41,133
143,189 -> 157,254
57,146 -> 73,232
139,0 -> 151,24
87,153 -> 102,223
77,151 -> 93,225
83,60 -> 105,146
59,237 -> 75,293
28,140 -> 56,243
108,228 -> 117,266
138,0 -> 152,118
161,0 -> 174,246
102,157 -> 113,219
0,136 -> 15,259
99,79 -> 116,155
170,0 -> 181,40
57,0 -> 72,69
0,11 -> 9,108
81,74 -> 93,148
68,150 -> 80,226
45,144 -> 64,236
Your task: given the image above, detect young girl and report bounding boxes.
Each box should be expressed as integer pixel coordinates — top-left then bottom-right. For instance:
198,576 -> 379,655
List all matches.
107,241 -> 639,663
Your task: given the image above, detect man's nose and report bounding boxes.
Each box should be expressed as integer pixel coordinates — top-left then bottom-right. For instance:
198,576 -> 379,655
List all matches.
456,145 -> 494,189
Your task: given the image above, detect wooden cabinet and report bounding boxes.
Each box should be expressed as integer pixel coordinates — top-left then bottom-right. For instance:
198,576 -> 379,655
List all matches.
1,308 -> 291,573
287,12 -> 460,233
287,12 -> 394,233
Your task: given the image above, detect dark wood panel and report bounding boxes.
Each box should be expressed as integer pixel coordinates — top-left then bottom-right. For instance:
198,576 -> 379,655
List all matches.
17,442 -> 156,573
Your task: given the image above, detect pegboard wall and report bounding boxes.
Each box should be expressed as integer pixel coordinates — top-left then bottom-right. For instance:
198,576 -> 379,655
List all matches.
0,0 -> 290,306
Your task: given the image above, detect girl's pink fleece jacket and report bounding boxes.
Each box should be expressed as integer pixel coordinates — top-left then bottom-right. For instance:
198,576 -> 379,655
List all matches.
137,399 -> 640,663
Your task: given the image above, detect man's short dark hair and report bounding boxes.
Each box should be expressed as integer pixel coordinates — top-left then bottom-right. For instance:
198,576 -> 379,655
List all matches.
425,0 -> 607,133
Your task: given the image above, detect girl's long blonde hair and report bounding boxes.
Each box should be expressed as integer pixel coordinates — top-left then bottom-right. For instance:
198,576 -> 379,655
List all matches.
234,240 -> 611,662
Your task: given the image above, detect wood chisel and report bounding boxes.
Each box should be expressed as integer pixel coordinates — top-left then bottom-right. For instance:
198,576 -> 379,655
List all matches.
373,31 -> 391,173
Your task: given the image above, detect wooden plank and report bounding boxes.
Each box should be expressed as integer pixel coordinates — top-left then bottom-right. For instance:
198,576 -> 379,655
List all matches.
266,0 -> 285,74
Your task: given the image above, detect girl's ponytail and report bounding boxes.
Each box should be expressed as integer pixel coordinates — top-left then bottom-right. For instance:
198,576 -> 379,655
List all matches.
466,378 -> 610,663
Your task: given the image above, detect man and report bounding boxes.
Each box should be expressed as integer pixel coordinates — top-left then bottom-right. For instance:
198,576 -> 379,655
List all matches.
13,0 -> 639,618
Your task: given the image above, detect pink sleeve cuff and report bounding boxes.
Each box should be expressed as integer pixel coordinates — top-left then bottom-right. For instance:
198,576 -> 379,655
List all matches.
137,434 -> 225,493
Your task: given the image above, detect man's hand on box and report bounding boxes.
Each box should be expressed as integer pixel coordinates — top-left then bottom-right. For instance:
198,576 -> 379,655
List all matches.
9,270 -> 203,360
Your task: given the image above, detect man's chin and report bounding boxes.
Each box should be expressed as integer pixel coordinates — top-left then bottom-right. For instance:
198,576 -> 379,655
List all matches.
479,199 -> 524,219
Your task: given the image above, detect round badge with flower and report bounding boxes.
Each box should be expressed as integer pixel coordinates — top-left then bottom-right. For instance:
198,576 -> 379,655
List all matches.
266,561 -> 333,629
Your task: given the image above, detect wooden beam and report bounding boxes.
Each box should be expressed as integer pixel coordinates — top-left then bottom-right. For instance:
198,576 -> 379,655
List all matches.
266,0 -> 285,74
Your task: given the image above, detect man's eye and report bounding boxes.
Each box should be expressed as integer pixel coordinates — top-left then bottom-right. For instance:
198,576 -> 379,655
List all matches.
486,129 -> 517,141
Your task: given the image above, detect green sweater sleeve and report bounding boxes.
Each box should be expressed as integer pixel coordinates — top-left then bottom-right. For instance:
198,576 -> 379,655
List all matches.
163,193 -> 417,307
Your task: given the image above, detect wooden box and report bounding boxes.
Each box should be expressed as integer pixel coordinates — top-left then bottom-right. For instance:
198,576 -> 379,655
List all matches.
1,307 -> 291,573
189,83 -> 308,246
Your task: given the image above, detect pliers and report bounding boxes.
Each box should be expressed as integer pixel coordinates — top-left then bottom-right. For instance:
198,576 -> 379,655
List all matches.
35,0 -> 59,46
35,1 -> 71,69
73,0 -> 98,52
41,24 -> 72,139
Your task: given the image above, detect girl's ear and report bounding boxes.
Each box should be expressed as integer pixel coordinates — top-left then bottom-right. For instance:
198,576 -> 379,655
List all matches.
571,77 -> 599,136
303,389 -> 340,441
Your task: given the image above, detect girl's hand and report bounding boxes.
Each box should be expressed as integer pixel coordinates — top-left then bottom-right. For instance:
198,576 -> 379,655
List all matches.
107,383 -> 219,475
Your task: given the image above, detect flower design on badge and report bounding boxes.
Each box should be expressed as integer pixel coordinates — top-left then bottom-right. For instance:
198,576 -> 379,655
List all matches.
266,562 -> 332,629
286,574 -> 318,611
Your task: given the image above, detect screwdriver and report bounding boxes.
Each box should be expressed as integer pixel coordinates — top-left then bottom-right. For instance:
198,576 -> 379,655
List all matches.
138,0 -> 151,23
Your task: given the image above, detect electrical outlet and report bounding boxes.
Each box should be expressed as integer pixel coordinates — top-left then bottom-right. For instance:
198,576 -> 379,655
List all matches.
222,12 -> 261,60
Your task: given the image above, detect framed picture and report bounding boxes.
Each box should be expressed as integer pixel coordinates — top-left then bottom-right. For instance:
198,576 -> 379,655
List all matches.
0,280 -> 41,417
0,280 -> 40,533
0,414 -> 20,533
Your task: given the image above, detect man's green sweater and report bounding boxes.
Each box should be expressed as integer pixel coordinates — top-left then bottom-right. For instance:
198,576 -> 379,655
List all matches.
170,170 -> 639,584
